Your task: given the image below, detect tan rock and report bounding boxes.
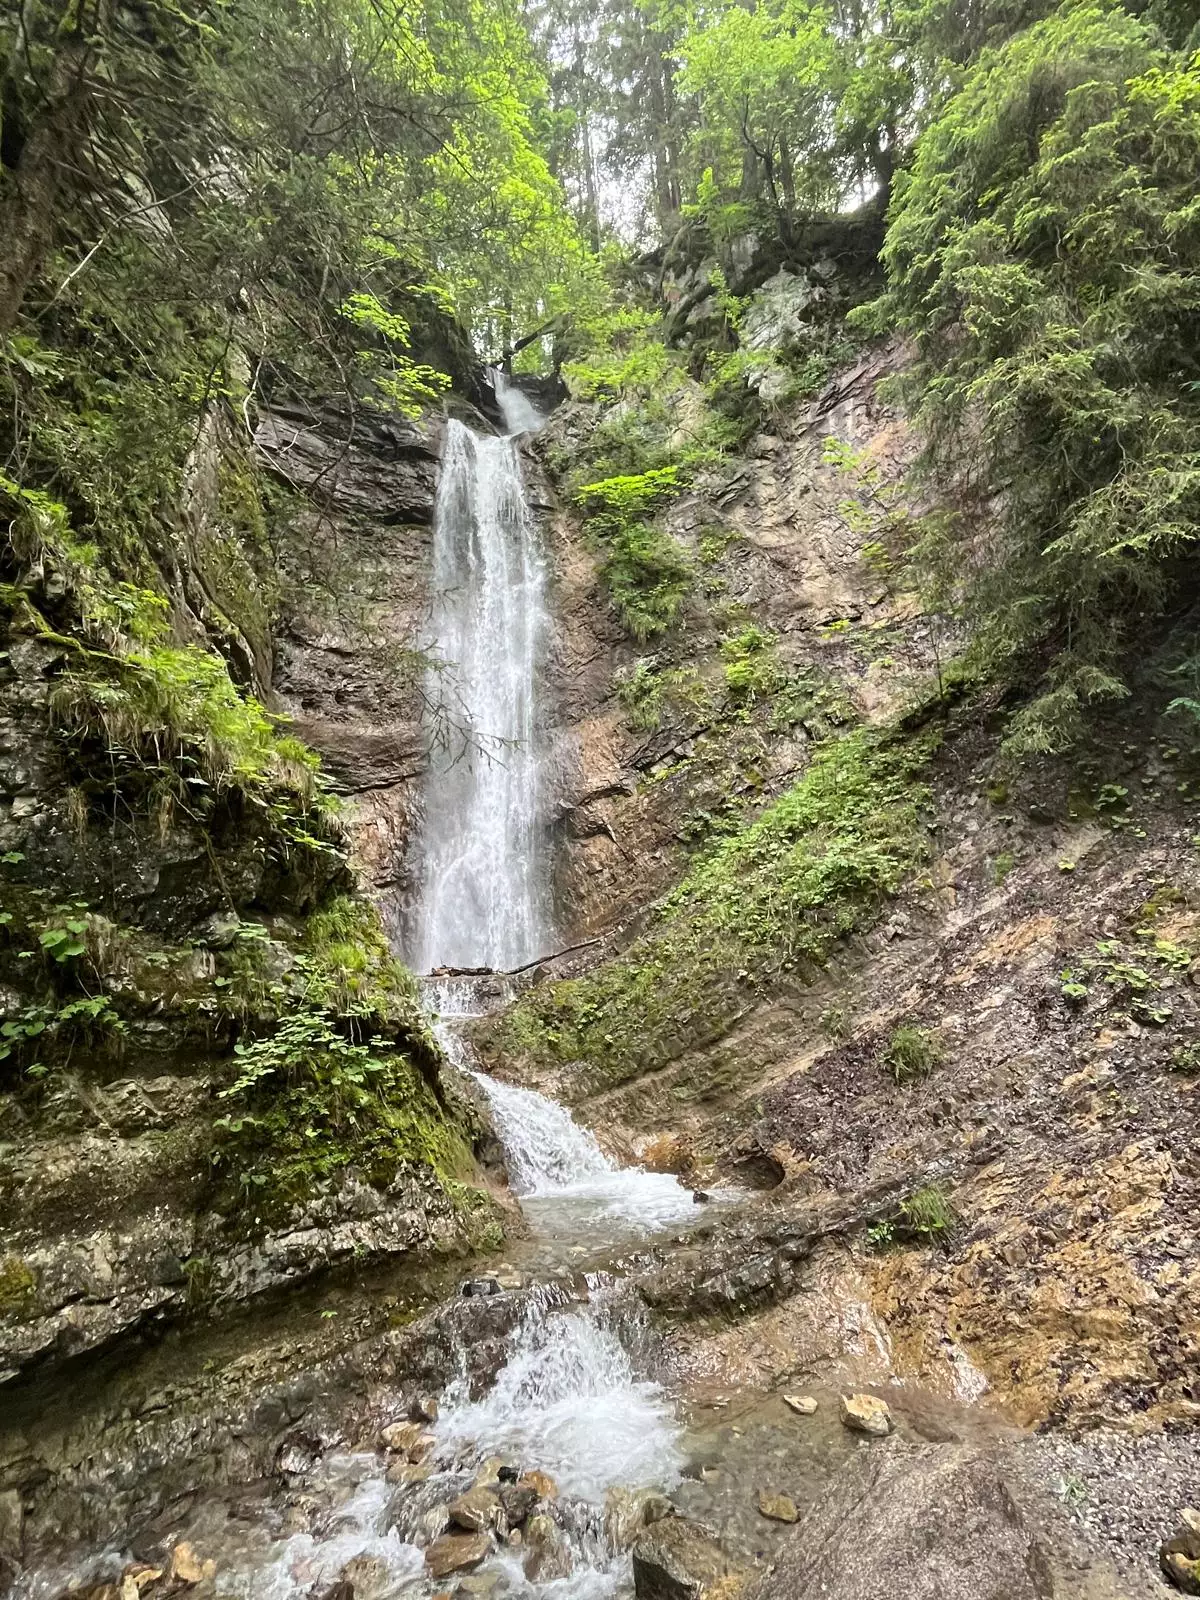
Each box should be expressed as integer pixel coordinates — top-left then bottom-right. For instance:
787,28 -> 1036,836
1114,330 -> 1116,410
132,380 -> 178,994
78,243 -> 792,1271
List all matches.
386,1460 -> 433,1487
632,1515 -> 748,1600
408,1432 -> 437,1463
839,1393 -> 893,1437
1161,1509 -> 1200,1594
170,1543 -> 216,1584
473,1457 -> 505,1487
523,1513 -> 573,1582
605,1487 -> 675,1550
448,1487 -> 500,1533
425,1533 -> 490,1580
517,1469 -> 558,1500
782,1394 -> 818,1416
380,1420 -> 424,1454
757,1491 -> 798,1524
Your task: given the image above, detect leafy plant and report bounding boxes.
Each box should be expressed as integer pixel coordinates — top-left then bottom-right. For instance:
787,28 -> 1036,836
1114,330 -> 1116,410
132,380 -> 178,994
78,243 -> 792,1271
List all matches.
886,1024 -> 943,1085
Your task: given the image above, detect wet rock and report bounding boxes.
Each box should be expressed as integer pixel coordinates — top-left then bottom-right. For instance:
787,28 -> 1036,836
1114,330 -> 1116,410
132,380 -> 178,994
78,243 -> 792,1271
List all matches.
1161,1508 -> 1200,1593
421,1505 -> 452,1543
425,1532 -> 490,1579
522,1513 -> 574,1582
756,1442 -> 1119,1600
497,1485 -> 539,1527
315,1584 -> 354,1600
757,1491 -> 798,1523
518,1470 -> 557,1500
493,1268 -> 523,1291
337,1553 -> 392,1600
409,1394 -> 439,1424
455,1575 -> 500,1598
380,1420 -> 425,1454
386,1461 -> 433,1487
275,1431 -> 323,1477
0,1489 -> 22,1562
408,1432 -> 437,1463
605,1487 -> 674,1550
169,1542 -> 215,1584
462,1278 -> 501,1297
839,1393 -> 893,1438
497,1465 -> 520,1484
448,1487 -> 500,1533
782,1395 -> 818,1416
632,1515 -> 745,1600
692,1192 -> 711,1204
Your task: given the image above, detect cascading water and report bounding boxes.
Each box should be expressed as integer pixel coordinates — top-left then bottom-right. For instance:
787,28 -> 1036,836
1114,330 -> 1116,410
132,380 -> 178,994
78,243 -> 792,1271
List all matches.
407,374 -> 552,974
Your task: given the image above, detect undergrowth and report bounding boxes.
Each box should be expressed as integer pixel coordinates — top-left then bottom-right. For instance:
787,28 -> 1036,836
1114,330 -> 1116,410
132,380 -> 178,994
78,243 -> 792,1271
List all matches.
485,725 -> 935,1091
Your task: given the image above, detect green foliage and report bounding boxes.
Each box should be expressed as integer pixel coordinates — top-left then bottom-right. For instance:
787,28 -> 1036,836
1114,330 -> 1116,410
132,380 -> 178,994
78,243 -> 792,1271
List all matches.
867,1185 -> 957,1249
721,626 -> 787,701
1057,931 -> 1195,1018
616,659 -> 710,730
489,726 -> 934,1089
575,468 -> 693,639
900,1184 -> 957,1240
885,1023 -> 943,1083
863,7 -> 1200,751
0,1257 -> 36,1316
212,1007 -> 471,1216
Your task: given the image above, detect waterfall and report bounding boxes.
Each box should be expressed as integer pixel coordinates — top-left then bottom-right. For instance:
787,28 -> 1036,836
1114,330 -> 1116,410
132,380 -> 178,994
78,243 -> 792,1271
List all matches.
408,376 -> 552,974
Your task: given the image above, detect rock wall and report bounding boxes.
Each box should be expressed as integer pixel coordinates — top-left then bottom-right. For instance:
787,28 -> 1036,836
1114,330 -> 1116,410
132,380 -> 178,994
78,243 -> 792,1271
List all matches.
0,389 -> 510,1395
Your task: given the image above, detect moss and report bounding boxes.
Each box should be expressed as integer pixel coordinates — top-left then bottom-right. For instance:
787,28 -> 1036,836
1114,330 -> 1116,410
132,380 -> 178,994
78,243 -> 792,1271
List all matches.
484,726 -> 935,1094
0,1256 -> 36,1318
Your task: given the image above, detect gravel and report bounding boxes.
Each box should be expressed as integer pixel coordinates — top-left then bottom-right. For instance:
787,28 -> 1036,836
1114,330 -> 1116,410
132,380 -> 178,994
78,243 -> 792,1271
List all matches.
1020,1428 -> 1200,1589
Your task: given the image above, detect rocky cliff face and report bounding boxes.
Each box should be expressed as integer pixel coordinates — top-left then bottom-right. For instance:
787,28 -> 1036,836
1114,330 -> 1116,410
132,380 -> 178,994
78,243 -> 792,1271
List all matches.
0,389 -> 507,1397
481,318 -> 1200,1451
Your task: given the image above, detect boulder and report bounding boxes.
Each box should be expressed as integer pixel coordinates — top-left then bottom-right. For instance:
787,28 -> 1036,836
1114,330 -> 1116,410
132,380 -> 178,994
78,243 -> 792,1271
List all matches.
380,1420 -> 424,1454
757,1491 -> 798,1524
448,1487 -> 500,1534
386,1461 -> 432,1487
839,1393 -> 892,1438
517,1469 -> 557,1500
605,1486 -> 675,1550
425,1533 -> 490,1580
1161,1508 -> 1200,1593
632,1516 -> 746,1600
754,1443 -> 1119,1600
337,1554 -> 391,1600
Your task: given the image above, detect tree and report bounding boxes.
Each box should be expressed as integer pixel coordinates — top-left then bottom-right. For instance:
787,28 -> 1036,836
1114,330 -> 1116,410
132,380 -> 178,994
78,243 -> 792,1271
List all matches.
861,2 -> 1200,751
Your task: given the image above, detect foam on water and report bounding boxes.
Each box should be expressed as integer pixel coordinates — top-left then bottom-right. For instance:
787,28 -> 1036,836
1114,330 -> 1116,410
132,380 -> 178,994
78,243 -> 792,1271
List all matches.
437,1292 -> 684,1505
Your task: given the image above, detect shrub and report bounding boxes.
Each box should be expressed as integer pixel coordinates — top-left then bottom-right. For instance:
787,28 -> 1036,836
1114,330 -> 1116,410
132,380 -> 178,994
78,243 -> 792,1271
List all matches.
886,1023 -> 943,1084
574,468 -> 693,640
859,8 -> 1200,752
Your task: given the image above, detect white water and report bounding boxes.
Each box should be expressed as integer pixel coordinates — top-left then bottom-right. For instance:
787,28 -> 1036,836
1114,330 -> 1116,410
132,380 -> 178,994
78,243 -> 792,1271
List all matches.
438,1287 -> 683,1506
14,378 -> 711,1600
408,374 -> 552,973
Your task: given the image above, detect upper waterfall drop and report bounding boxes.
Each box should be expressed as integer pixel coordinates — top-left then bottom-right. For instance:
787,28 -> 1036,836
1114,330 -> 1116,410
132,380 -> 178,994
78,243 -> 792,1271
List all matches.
408,375 -> 553,974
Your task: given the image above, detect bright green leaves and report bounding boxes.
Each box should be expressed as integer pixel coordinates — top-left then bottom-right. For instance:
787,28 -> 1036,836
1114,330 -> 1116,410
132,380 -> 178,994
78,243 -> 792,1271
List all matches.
574,467 -> 692,639
863,4 -> 1200,752
340,293 -> 452,418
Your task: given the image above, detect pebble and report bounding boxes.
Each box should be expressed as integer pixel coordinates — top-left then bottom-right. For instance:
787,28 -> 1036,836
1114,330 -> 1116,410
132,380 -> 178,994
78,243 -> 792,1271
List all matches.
783,1394 -> 818,1416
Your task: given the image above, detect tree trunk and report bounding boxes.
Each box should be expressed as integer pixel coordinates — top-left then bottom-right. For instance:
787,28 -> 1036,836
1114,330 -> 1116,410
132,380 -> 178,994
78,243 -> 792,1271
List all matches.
0,0 -> 104,335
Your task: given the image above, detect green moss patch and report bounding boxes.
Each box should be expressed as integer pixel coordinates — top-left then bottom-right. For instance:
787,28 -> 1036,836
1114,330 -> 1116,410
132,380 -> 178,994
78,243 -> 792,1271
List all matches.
485,726 -> 935,1095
